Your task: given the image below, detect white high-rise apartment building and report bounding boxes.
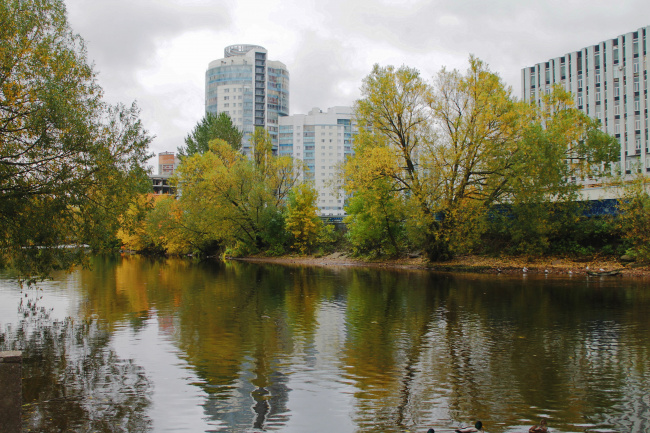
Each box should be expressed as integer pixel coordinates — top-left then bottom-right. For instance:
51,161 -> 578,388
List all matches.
205,45 -> 289,153
279,107 -> 356,216
522,26 -> 649,177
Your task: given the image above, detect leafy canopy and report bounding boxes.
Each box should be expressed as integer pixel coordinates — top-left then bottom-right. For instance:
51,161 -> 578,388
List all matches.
0,0 -> 152,278
177,111 -> 243,156
346,57 -> 618,260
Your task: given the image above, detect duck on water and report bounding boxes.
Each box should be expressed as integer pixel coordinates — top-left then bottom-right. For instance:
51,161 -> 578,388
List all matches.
424,421 -> 482,433
455,421 -> 483,432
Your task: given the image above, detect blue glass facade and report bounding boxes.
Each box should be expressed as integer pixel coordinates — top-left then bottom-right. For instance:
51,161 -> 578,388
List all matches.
279,125 -> 293,156
205,45 -> 289,153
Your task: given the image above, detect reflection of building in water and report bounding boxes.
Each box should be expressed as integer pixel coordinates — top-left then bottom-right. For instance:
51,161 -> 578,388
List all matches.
150,152 -> 180,195
201,367 -> 291,431
157,314 -> 177,337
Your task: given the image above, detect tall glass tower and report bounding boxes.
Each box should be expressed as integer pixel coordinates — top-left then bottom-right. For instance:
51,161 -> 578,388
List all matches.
205,45 -> 290,153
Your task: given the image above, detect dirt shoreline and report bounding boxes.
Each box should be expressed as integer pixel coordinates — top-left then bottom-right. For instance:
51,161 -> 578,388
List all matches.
233,253 -> 650,278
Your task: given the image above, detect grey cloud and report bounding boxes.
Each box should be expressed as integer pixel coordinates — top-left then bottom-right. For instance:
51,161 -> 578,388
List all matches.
288,32 -> 367,114
66,0 -> 229,68
59,0 -> 650,162
65,0 -> 231,100
63,0 -> 231,158
300,0 -> 650,91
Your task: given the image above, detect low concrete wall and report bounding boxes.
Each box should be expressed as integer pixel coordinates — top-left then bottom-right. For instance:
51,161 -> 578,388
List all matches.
0,351 -> 22,433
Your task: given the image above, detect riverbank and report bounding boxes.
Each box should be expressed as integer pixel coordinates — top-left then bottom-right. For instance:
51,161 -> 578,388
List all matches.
235,253 -> 650,277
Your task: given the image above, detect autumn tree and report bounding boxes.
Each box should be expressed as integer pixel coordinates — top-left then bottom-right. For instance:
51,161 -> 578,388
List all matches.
344,178 -> 407,258
285,183 -> 322,254
617,174 -> 650,261
485,86 -> 619,254
0,0 -> 152,278
346,58 -> 618,261
171,138 -> 299,255
177,111 -> 243,156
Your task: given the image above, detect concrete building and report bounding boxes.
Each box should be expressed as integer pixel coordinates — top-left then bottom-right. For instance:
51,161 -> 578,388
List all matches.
279,107 -> 356,216
158,151 -> 179,176
205,45 -> 290,153
151,152 -> 179,195
522,26 -> 649,179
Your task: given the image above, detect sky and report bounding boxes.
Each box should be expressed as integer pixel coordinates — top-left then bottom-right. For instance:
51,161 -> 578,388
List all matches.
64,0 -> 650,168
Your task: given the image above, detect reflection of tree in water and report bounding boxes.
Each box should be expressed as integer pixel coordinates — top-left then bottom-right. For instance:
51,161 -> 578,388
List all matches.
1,294 -> 152,433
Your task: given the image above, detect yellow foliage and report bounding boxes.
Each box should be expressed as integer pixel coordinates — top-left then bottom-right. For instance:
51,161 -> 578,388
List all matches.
286,183 -> 322,255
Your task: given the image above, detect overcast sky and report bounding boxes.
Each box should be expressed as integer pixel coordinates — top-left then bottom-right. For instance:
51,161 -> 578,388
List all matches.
64,0 -> 650,166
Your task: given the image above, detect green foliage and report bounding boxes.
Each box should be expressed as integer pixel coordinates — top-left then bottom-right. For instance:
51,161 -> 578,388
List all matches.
618,176 -> 650,261
481,201 -> 622,257
0,0 -> 152,279
250,127 -> 274,169
177,111 -> 243,156
316,224 -> 340,255
483,202 -> 580,255
344,180 -> 407,258
258,208 -> 289,256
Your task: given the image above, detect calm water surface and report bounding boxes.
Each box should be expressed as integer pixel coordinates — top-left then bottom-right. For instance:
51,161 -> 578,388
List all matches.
1,256 -> 650,432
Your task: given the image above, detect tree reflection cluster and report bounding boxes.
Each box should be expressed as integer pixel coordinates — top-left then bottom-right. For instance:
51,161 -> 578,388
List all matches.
1,289 -> 152,433
3,257 -> 650,432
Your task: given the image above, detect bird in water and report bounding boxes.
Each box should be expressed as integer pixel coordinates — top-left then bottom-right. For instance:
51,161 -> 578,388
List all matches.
426,429 -> 435,433
529,419 -> 548,433
455,421 -> 483,432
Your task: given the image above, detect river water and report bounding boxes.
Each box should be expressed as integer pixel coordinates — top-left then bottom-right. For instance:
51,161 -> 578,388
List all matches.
1,256 -> 649,432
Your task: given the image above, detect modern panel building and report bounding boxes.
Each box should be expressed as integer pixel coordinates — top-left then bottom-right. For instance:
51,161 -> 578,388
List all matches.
278,107 -> 356,216
205,45 -> 289,153
522,26 -> 649,178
